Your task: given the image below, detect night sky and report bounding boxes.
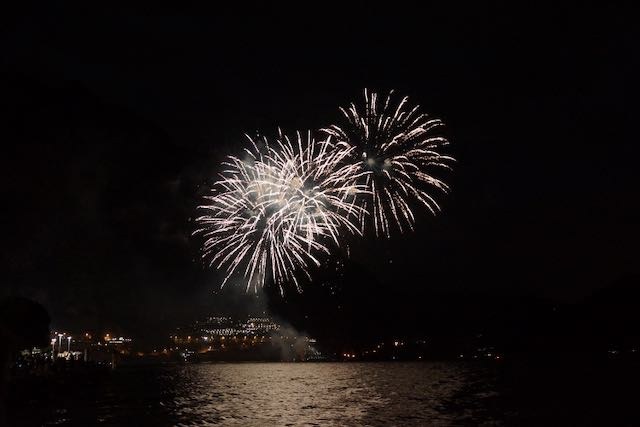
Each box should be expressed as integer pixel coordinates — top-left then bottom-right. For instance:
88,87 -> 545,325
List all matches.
2,5 -> 638,344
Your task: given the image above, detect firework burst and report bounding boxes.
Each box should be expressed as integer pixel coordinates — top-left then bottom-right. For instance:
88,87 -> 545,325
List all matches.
195,131 -> 366,294
322,89 -> 454,237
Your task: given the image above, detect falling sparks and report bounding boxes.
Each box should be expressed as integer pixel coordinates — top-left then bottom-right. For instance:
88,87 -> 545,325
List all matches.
322,89 -> 454,237
195,131 -> 367,294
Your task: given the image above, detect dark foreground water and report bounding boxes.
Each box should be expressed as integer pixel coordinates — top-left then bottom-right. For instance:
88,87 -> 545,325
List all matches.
7,360 -> 640,426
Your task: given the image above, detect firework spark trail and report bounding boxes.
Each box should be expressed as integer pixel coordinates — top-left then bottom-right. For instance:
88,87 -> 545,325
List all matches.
195,131 -> 367,294
322,89 -> 454,237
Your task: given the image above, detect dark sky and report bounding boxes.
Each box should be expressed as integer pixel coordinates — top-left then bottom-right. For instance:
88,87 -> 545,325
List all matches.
2,5 -> 638,342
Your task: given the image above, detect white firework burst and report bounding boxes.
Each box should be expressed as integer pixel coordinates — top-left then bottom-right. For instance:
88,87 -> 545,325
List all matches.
322,89 -> 454,237
195,131 -> 366,294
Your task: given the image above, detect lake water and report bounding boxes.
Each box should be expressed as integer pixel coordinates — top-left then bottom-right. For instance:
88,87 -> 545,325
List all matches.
7,360 -> 640,425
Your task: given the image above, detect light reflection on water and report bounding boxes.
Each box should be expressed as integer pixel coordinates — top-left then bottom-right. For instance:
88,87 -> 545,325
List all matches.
163,363 -> 494,426
13,362 -> 501,426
